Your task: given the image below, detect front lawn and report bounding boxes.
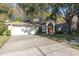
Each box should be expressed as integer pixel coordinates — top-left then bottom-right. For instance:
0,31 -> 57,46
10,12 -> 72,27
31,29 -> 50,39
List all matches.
0,35 -> 10,48
38,32 -> 79,42
47,33 -> 79,50
48,33 -> 79,42
38,33 -> 79,49
71,44 -> 79,50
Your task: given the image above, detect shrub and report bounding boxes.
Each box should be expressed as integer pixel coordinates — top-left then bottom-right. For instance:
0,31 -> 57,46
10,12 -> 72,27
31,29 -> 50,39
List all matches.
0,26 -> 5,35
0,26 -> 7,35
6,30 -> 11,36
55,31 -> 64,34
0,22 -> 8,35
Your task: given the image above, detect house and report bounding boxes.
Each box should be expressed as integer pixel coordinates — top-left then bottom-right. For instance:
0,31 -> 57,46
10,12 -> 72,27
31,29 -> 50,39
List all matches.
5,19 -> 56,35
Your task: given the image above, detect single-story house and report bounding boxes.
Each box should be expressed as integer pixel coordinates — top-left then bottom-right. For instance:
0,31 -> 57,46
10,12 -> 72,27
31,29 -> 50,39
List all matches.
5,20 -> 55,35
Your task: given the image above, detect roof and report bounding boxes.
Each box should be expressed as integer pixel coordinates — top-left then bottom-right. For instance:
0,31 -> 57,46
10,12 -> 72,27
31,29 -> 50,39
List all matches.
5,22 -> 34,27
5,20 -> 55,27
46,20 -> 55,23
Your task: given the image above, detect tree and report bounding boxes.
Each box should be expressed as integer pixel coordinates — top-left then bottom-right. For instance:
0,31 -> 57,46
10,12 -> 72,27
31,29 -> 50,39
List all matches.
18,3 -> 79,33
59,4 -> 79,33
18,3 -> 51,20
0,4 -> 14,22
49,3 -> 79,33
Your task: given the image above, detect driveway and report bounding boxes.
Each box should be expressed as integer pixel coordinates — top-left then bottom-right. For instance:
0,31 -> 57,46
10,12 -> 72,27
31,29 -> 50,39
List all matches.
0,35 -> 79,56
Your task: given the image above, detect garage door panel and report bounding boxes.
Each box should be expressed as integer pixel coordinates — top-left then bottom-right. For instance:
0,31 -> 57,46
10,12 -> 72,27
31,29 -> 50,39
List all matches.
11,26 -> 35,35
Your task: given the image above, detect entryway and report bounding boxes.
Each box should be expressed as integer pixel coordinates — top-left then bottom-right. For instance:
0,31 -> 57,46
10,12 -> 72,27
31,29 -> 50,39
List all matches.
48,23 -> 53,34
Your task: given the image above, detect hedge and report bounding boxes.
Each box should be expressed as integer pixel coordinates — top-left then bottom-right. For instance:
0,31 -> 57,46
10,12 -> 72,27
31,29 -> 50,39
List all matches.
6,30 -> 11,36
0,26 -> 6,35
0,22 -> 8,35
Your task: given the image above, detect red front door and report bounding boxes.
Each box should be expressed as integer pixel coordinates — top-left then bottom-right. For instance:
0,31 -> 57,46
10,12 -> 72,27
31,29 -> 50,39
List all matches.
48,23 -> 53,34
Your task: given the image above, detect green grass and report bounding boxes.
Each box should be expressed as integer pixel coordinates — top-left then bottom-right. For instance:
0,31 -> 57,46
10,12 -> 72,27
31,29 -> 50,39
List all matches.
71,44 -> 79,50
38,32 -> 79,41
47,33 -> 79,42
0,35 -> 10,48
38,33 -> 79,49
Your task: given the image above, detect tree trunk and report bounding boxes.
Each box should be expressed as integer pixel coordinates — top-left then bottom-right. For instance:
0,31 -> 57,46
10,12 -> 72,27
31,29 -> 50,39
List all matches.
66,14 -> 73,33
77,20 -> 79,33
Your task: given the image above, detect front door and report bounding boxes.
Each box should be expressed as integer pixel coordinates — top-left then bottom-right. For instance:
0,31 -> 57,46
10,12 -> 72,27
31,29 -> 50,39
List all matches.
48,23 -> 53,34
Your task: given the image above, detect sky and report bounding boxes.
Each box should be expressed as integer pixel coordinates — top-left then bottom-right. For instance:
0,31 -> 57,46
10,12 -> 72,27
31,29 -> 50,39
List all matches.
13,3 -> 16,8
59,7 -> 67,17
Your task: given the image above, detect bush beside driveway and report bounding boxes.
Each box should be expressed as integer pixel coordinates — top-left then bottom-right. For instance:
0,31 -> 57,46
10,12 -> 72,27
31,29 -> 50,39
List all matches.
0,22 -> 11,48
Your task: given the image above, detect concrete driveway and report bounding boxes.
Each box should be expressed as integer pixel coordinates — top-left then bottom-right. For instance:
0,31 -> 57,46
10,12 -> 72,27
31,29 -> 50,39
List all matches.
0,35 -> 79,56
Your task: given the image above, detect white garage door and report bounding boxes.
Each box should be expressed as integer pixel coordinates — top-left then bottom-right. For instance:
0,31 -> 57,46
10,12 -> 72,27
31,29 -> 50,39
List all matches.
11,26 -> 35,35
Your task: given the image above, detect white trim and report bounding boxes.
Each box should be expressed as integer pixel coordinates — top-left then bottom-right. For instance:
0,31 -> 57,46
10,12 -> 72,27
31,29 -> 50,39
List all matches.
46,21 -> 55,34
